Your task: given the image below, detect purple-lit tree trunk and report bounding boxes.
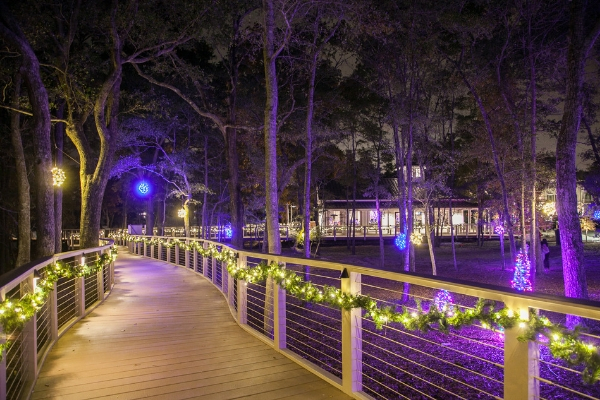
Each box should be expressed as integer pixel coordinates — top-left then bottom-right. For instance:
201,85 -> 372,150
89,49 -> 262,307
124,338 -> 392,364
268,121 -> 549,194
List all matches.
54,102 -> 65,252
556,0 -> 600,300
262,0 -> 281,255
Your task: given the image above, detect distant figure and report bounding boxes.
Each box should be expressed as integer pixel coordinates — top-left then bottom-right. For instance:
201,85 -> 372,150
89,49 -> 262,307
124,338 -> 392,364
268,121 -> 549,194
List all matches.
541,239 -> 550,270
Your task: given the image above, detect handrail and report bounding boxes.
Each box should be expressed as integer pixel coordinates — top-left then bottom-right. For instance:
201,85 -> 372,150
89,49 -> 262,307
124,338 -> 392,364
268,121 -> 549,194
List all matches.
0,239 -> 116,400
123,234 -> 600,399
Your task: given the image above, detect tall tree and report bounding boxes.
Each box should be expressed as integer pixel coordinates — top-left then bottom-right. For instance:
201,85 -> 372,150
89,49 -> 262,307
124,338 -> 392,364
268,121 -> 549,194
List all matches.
9,73 -> 30,266
556,0 -> 600,301
0,3 -> 55,258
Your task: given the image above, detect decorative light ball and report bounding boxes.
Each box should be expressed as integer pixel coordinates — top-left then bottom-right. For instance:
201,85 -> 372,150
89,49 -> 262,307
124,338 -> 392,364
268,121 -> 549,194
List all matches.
594,210 -> 600,221
52,167 -> 66,187
542,202 -> 556,217
224,224 -> 232,239
433,289 -> 454,312
138,182 -> 149,195
494,225 -> 505,235
410,232 -> 422,245
178,208 -> 186,218
395,233 -> 407,250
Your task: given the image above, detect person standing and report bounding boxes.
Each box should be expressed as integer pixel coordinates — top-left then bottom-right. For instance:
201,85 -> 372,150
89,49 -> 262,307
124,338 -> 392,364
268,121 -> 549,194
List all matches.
541,239 -> 550,270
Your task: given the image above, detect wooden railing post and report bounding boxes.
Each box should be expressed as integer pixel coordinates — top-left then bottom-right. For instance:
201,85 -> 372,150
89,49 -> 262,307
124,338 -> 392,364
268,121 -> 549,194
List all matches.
21,275 -> 38,391
341,269 -> 362,395
273,262 -> 286,351
504,302 -> 539,400
166,245 -> 171,264
202,242 -> 208,277
174,243 -> 179,265
49,280 -> 58,342
212,254 -> 217,284
158,241 -> 163,261
237,255 -> 247,324
193,246 -> 198,272
150,241 -> 155,259
75,255 -> 86,317
185,240 -> 190,269
97,253 -> 105,300
227,265 -> 235,308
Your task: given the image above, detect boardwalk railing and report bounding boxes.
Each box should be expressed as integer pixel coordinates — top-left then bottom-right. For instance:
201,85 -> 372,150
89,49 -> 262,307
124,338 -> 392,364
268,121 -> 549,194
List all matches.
0,240 -> 115,400
123,235 -> 600,400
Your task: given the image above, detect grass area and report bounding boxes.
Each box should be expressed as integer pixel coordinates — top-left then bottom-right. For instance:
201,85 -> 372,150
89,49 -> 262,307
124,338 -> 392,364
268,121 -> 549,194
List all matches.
303,240 -> 600,300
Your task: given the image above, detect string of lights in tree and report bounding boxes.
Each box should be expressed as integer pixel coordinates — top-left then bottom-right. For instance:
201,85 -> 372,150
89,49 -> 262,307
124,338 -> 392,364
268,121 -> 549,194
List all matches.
0,248 -> 117,358
394,233 -> 407,250
126,235 -> 600,383
511,248 -> 533,292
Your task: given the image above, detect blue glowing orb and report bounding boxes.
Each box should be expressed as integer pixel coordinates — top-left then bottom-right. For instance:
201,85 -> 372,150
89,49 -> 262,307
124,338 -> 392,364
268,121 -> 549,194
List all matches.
594,210 -> 600,220
135,181 -> 151,197
224,224 -> 232,239
394,233 -> 407,250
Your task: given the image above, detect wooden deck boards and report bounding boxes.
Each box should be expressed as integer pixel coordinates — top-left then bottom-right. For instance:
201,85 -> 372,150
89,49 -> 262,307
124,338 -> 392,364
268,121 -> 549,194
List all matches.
31,249 -> 351,400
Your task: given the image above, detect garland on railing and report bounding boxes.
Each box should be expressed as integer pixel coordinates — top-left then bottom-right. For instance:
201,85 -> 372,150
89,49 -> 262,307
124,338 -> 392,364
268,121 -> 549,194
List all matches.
0,247 -> 118,357
127,236 -> 600,383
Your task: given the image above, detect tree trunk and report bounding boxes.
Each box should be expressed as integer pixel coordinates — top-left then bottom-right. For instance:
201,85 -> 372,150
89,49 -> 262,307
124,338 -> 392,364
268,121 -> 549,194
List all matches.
425,203 -> 437,276
146,197 -> 154,236
303,53 -> 317,259
10,73 -> 31,266
54,101 -> 65,252
80,176 -> 109,248
556,0 -> 599,301
0,8 -> 55,258
262,0 -> 281,255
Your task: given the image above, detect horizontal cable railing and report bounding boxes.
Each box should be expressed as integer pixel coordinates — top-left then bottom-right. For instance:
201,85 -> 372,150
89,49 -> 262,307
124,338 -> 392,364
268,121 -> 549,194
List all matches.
125,234 -> 600,399
0,240 -> 116,400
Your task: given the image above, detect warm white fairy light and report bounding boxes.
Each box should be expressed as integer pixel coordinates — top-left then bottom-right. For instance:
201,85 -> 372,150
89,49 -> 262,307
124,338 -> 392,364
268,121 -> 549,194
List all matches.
410,233 -> 423,245
178,208 -> 186,218
52,167 -> 66,187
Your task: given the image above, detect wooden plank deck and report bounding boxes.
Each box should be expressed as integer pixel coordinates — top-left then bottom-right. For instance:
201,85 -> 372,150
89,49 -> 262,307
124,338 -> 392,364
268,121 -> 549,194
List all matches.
31,249 -> 352,400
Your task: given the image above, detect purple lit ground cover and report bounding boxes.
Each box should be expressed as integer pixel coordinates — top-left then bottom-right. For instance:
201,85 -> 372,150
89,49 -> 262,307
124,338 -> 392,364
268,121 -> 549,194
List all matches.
274,241 -> 600,398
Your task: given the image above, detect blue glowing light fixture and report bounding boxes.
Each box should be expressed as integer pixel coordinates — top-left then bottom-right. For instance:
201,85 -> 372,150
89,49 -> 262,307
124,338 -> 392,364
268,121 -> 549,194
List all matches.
594,210 -> 600,221
394,233 -> 407,250
135,181 -> 151,197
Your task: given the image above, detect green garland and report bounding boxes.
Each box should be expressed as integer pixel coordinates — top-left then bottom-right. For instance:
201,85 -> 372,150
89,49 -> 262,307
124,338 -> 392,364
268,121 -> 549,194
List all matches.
128,236 -> 600,384
0,247 -> 118,357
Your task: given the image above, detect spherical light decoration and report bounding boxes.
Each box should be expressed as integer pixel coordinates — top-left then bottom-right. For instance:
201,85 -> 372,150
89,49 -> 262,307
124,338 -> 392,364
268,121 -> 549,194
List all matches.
410,232 -> 422,245
433,289 -> 454,312
494,225 -> 505,235
52,167 -> 66,187
395,233 -> 407,250
542,202 -> 556,217
594,210 -> 600,221
134,180 -> 152,197
178,208 -> 186,218
224,224 -> 232,239
138,182 -> 149,195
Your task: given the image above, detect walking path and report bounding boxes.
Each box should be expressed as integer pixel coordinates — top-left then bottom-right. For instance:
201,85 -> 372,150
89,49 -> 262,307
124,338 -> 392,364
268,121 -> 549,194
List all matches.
31,249 -> 351,399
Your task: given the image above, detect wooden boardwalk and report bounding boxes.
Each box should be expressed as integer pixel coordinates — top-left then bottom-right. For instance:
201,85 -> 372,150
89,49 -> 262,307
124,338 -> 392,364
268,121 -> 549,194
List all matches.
31,249 -> 351,400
